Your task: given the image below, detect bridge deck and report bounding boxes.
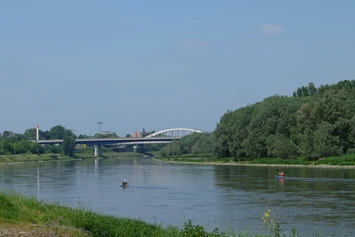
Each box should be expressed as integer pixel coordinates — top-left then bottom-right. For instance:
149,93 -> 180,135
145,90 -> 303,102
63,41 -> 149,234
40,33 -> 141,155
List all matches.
33,137 -> 180,145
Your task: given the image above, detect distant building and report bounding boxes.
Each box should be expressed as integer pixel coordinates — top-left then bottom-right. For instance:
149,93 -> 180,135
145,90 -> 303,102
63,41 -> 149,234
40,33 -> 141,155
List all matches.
133,128 -> 153,138
133,131 -> 142,138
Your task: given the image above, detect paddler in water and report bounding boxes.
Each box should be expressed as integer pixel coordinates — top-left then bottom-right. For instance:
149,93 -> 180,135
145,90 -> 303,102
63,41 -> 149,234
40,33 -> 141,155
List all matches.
279,171 -> 285,176
122,179 -> 128,185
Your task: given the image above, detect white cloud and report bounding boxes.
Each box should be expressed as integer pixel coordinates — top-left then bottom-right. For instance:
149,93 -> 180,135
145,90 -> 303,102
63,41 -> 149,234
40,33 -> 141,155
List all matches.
260,24 -> 284,35
179,40 -> 210,49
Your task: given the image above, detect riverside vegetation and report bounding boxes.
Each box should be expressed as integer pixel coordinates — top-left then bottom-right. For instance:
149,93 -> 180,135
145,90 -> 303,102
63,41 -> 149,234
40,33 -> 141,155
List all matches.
159,80 -> 355,167
0,191 -> 304,237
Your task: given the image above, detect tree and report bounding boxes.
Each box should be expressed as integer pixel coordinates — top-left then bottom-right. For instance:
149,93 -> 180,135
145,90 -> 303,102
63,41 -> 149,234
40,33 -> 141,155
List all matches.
62,136 -> 76,157
15,140 -> 31,154
49,125 -> 66,139
30,142 -> 45,154
125,134 -> 132,138
312,122 -> 342,158
308,82 -> 317,96
94,132 -> 119,138
301,86 -> 310,97
296,87 -> 303,97
2,131 -> 13,138
0,138 -> 12,155
267,135 -> 297,158
49,125 -> 76,139
23,128 -> 37,140
23,128 -> 49,140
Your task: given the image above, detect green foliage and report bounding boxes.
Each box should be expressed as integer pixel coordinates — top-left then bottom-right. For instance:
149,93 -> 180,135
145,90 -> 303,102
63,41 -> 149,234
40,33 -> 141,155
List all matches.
0,125 -> 78,156
94,132 -> 119,138
145,143 -> 166,152
62,136 -> 76,157
23,128 -> 49,140
29,142 -> 45,154
0,138 -> 12,155
44,144 -> 62,154
212,80 -> 355,160
158,80 -> 355,162
179,220 -> 226,237
49,125 -> 77,139
267,135 -> 297,158
0,192 -> 239,237
160,133 -> 216,157
78,134 -> 90,139
0,193 -> 19,219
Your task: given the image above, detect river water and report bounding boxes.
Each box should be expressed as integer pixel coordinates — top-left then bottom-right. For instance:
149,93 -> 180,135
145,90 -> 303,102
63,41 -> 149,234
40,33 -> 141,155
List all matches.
1,157 -> 355,236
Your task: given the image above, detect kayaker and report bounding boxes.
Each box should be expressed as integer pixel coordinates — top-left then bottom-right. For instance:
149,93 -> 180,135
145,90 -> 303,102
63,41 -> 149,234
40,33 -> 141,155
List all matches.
279,171 -> 285,176
122,179 -> 128,185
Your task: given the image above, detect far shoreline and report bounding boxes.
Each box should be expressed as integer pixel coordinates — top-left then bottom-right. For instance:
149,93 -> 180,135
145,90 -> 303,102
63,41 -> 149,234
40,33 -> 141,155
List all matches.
154,158 -> 355,169
0,152 -> 147,165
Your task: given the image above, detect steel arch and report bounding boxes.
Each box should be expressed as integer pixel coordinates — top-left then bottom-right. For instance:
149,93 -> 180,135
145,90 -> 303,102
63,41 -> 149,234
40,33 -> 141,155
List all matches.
146,128 -> 204,138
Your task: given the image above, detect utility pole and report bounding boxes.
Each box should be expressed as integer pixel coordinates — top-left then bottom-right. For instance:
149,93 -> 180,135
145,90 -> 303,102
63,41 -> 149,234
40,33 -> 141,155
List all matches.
97,122 -> 103,133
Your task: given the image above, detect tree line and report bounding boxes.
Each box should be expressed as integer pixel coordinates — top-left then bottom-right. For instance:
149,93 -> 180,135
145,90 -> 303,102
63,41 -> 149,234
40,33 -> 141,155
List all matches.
0,124 -> 162,157
0,125 -> 78,156
160,80 -> 355,160
0,125 -> 121,157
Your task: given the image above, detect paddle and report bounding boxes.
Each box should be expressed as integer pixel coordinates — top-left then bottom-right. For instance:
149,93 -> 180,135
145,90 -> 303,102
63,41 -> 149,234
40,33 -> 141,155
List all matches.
119,178 -> 128,184
276,169 -> 286,177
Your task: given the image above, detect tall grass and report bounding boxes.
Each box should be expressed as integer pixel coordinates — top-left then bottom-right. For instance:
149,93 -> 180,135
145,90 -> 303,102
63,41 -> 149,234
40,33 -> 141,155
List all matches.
0,191 -> 317,237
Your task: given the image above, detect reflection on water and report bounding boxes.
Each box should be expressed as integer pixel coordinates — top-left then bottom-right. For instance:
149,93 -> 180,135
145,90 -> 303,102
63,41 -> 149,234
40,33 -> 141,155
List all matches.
1,158 -> 355,236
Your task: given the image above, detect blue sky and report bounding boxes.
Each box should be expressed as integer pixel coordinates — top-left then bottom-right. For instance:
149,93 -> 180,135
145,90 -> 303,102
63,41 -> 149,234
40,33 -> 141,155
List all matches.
1,1 -> 355,136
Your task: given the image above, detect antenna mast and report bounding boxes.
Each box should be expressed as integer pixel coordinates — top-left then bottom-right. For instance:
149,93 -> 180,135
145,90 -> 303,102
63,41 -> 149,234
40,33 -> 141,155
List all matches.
97,121 -> 103,133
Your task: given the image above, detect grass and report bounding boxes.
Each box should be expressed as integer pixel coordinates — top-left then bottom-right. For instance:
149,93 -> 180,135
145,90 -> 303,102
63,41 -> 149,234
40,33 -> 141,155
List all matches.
0,191 -> 178,237
0,153 -> 75,164
0,191 -> 312,237
0,152 -> 147,164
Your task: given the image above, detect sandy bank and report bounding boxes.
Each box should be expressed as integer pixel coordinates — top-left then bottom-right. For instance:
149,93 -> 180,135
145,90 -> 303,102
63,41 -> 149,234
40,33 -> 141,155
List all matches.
155,159 -> 355,169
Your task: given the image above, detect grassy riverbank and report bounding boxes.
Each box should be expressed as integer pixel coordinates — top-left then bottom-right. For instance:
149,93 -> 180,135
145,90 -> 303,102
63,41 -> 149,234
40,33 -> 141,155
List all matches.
0,191 -> 178,237
0,152 -> 147,164
0,191 -> 296,237
155,153 -> 355,168
0,153 -> 74,164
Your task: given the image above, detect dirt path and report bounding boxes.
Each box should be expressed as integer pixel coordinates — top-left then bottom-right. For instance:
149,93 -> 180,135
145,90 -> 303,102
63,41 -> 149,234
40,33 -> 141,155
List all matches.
0,227 -> 56,237
0,224 -> 89,237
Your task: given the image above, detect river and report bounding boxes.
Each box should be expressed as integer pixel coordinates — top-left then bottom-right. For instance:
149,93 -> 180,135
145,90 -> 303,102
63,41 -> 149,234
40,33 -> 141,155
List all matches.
1,157 -> 354,236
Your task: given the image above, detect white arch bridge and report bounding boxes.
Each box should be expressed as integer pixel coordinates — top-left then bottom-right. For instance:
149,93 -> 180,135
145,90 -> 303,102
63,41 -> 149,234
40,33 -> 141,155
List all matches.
35,128 -> 205,157
145,128 -> 204,138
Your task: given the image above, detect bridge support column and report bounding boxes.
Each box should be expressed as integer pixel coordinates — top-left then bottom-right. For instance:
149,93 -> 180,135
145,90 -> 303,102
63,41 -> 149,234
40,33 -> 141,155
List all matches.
94,145 -> 102,157
133,144 -> 145,153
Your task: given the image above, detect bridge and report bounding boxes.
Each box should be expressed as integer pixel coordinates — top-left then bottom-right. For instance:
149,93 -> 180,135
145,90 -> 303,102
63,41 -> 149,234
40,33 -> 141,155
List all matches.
34,128 -> 204,156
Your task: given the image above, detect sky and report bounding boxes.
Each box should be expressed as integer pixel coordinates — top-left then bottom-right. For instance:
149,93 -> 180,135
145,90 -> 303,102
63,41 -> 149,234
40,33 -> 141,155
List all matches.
1,1 -> 355,137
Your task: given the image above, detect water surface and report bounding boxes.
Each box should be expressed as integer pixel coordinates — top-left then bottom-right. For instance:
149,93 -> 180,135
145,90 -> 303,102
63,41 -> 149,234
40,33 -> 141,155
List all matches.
1,157 -> 354,236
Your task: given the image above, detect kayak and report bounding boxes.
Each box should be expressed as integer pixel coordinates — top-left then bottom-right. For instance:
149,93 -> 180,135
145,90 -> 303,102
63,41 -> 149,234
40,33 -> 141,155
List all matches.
120,183 -> 129,187
275,175 -> 286,179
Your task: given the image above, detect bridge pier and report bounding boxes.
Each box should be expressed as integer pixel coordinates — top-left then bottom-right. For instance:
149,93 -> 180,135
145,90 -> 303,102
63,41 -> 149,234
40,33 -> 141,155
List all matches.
94,145 -> 102,157
133,144 -> 145,153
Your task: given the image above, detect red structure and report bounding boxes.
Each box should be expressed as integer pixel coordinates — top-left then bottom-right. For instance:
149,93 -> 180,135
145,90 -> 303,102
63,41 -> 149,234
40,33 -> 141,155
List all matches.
133,131 -> 142,138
